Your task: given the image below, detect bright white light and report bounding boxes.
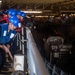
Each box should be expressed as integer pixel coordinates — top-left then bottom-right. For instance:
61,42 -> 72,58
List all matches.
35,16 -> 48,17
0,1 -> 2,3
50,16 -> 55,18
74,14 -> 75,16
60,14 -> 63,16
22,10 -> 42,13
26,15 -> 30,18
69,15 -> 71,17
58,17 -> 61,19
63,14 -> 65,16
71,14 -> 74,16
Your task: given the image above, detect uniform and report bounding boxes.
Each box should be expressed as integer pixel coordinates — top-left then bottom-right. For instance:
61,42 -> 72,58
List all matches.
0,23 -> 16,44
0,16 -> 19,71
0,23 -> 17,71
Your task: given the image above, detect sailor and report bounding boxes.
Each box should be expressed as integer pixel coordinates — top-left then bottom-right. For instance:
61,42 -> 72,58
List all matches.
8,8 -> 17,17
0,10 -> 8,24
0,16 -> 19,71
16,10 -> 26,32
0,16 -> 18,48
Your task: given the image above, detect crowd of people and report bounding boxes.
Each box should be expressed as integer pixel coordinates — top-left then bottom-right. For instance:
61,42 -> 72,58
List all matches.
0,8 -> 26,72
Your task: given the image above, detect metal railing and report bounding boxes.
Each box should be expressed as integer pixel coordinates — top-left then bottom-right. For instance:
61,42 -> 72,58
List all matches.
16,26 -> 50,75
17,27 -> 26,54
26,27 -> 50,75
17,26 -> 70,75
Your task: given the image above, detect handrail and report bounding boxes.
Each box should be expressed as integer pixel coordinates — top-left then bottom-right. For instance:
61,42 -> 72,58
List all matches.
16,27 -> 25,54
26,27 -> 50,75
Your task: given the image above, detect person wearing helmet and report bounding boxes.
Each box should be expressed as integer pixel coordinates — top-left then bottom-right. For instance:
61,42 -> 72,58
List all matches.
21,12 -> 26,20
2,10 -> 8,15
0,16 -> 19,72
16,11 -> 26,32
0,8 -> 17,24
0,16 -> 19,52
8,8 -> 17,17
16,10 -> 22,32
16,10 -> 26,22
0,10 -> 8,24
16,10 -> 22,21
20,12 -> 27,27
8,8 -> 14,17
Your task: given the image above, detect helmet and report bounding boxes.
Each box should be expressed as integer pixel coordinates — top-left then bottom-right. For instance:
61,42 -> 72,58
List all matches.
8,8 -> 14,15
8,8 -> 17,16
17,10 -> 21,16
11,9 -> 17,16
21,12 -> 26,18
2,10 -> 8,14
8,16 -> 19,27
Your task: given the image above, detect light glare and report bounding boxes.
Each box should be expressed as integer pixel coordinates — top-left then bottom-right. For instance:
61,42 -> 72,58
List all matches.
22,10 -> 42,13
0,1 -> 2,3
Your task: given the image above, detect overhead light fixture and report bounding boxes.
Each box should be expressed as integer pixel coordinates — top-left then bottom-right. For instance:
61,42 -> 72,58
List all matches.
22,10 -> 42,14
35,16 -> 48,17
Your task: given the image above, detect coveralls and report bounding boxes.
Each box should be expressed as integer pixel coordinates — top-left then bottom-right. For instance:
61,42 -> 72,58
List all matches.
0,23 -> 16,70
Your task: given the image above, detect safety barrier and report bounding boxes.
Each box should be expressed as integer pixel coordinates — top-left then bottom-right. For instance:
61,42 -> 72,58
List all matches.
17,27 -> 26,54
13,27 -> 25,72
26,27 -> 50,75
